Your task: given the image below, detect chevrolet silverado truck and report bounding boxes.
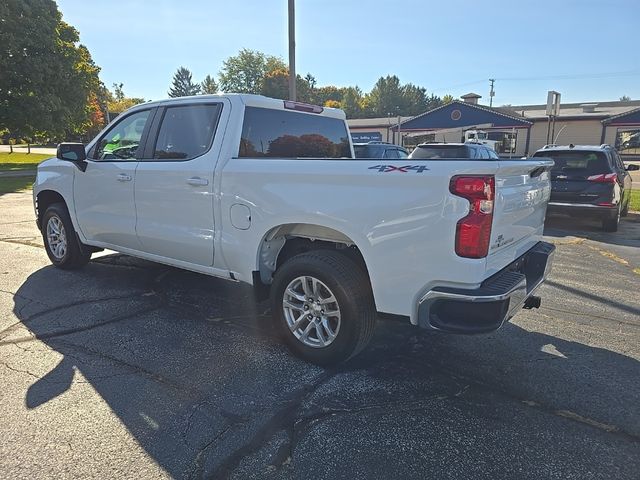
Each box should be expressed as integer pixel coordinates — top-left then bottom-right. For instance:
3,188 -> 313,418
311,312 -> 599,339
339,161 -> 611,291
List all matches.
34,94 -> 555,365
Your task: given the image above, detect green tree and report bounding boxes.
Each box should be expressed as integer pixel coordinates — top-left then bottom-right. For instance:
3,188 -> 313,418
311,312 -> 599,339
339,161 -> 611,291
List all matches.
0,0 -> 103,144
295,74 -> 315,103
113,83 -> 125,101
219,49 -> 285,94
402,83 -> 431,116
314,85 -> 344,106
304,73 -> 317,90
361,76 -> 442,118
340,87 -> 363,118
106,83 -> 144,114
168,66 -> 201,97
261,68 -> 290,99
620,95 -> 631,102
442,94 -> 455,104
200,74 -> 218,94
364,75 -> 405,117
260,66 -> 317,103
425,93 -> 443,111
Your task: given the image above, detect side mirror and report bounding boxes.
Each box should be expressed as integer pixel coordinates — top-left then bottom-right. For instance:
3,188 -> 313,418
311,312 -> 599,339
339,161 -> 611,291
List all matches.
57,143 -> 87,162
625,163 -> 639,171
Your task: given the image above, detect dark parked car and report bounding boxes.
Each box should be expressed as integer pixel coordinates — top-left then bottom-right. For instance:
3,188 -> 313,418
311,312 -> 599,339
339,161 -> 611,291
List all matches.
533,144 -> 639,232
353,141 -> 409,159
409,142 -> 499,159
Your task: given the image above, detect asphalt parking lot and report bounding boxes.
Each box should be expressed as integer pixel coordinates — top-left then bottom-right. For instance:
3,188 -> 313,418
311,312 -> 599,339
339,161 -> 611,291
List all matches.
1,191 -> 639,479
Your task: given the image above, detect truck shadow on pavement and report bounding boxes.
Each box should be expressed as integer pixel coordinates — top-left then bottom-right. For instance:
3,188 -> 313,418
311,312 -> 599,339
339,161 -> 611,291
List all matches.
544,213 -> 640,249
7,254 -> 640,479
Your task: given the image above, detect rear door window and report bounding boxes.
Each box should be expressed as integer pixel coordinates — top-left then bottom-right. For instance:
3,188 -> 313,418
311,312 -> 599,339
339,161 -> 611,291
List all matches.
153,104 -> 221,160
239,107 -> 351,158
612,151 -> 625,171
533,151 -> 610,176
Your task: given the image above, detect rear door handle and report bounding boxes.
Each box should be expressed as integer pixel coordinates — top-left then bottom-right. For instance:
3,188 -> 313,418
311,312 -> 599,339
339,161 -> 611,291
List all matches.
187,177 -> 209,186
117,173 -> 132,182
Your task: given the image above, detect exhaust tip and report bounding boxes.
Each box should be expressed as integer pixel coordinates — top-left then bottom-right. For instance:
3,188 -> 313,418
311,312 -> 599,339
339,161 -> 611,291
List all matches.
523,295 -> 542,309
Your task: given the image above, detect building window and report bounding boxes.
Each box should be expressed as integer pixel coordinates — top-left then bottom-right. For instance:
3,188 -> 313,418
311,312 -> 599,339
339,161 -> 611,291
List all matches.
615,128 -> 640,156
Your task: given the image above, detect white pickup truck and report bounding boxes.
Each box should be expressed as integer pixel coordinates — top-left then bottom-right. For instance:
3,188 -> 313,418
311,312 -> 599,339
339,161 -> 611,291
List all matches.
34,94 -> 555,365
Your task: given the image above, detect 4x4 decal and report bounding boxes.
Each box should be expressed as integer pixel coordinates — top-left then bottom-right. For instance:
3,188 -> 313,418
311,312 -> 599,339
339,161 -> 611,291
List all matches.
368,165 -> 430,173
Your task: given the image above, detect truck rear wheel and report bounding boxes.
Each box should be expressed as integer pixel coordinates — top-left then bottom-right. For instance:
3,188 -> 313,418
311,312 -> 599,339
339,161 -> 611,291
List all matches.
42,203 -> 91,269
271,250 -> 376,365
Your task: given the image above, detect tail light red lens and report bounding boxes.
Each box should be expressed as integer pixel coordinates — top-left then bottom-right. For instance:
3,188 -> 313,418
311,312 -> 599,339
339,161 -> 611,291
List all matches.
587,173 -> 617,183
449,175 -> 495,258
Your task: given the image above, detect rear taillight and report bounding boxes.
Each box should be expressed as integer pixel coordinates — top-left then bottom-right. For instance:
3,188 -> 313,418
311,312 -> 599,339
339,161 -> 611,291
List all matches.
587,173 -> 617,183
449,175 -> 495,259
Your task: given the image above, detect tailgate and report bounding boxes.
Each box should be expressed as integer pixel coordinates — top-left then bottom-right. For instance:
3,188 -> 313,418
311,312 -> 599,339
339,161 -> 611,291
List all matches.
485,159 -> 553,276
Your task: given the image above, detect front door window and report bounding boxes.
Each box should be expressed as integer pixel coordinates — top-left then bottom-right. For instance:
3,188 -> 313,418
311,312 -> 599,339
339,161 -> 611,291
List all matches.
93,110 -> 151,160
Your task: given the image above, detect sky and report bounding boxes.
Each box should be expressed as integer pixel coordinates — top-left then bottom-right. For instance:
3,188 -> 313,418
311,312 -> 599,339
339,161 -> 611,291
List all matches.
56,0 -> 640,107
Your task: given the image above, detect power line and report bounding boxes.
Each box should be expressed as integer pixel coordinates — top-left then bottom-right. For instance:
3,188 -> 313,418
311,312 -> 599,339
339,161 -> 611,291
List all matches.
496,70 -> 640,82
430,70 -> 640,94
431,79 -> 486,93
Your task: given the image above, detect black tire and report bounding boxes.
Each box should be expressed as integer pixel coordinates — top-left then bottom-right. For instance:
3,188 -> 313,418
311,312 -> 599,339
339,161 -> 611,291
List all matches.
270,250 -> 376,366
602,206 -> 620,232
42,203 -> 91,269
621,199 -> 629,217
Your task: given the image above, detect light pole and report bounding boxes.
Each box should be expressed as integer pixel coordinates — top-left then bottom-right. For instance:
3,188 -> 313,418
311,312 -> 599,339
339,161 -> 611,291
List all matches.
288,0 -> 296,101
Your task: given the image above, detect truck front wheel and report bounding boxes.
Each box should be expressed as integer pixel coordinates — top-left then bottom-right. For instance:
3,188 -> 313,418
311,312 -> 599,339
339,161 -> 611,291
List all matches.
42,203 -> 91,269
271,250 -> 376,365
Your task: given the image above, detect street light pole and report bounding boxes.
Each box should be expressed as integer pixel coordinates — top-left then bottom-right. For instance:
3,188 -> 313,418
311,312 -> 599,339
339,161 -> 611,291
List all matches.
288,0 -> 296,101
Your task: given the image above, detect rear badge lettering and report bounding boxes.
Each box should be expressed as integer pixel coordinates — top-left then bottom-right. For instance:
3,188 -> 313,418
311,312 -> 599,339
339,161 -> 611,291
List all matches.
491,234 -> 515,250
368,165 -> 430,173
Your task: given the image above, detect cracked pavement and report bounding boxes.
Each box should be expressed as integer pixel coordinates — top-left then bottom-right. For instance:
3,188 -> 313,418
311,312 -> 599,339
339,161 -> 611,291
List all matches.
1,191 -> 639,479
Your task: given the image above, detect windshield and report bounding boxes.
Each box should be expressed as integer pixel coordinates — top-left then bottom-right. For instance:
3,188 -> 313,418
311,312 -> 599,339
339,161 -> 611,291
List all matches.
409,145 -> 468,159
534,150 -> 610,176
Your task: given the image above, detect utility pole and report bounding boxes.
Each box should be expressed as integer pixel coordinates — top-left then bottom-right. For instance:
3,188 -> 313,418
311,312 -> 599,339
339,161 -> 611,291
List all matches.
489,79 -> 495,107
288,0 -> 296,101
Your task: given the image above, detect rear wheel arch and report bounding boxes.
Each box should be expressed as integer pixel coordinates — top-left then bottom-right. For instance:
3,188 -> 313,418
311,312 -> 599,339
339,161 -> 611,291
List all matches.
255,223 -> 372,290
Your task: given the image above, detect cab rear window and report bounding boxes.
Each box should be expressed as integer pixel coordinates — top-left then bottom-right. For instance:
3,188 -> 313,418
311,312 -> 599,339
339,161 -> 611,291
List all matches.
239,107 -> 351,158
534,151 -> 610,175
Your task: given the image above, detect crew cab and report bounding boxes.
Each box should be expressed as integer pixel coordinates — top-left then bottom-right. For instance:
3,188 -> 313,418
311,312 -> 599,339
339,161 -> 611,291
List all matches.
34,94 -> 555,365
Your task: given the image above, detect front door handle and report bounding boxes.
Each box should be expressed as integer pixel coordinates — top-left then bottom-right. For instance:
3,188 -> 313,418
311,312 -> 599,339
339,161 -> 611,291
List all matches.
187,177 -> 209,186
117,173 -> 132,182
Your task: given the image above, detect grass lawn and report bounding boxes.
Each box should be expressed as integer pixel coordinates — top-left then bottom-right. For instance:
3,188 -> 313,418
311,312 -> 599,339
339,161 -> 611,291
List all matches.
630,189 -> 640,212
0,152 -> 51,171
0,175 -> 35,194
